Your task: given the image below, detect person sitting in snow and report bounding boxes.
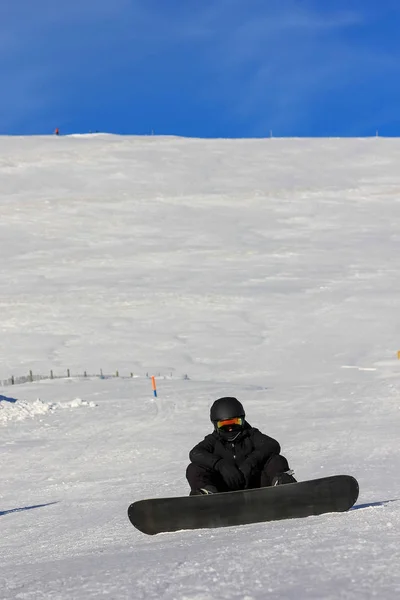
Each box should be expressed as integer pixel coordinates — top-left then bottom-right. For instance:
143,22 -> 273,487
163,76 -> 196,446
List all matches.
186,397 -> 296,495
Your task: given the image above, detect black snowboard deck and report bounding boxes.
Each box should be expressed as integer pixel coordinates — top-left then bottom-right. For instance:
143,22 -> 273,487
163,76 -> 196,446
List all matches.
128,474 -> 359,535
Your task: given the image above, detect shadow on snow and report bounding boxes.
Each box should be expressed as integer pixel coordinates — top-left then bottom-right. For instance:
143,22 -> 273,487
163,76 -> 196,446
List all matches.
0,501 -> 59,516
351,499 -> 399,511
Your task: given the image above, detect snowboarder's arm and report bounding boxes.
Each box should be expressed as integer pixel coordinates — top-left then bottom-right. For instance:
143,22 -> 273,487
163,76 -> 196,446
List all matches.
241,429 -> 281,470
189,435 -> 219,470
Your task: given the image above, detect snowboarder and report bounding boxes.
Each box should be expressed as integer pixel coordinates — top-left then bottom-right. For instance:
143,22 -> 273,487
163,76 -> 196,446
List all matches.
186,397 -> 296,495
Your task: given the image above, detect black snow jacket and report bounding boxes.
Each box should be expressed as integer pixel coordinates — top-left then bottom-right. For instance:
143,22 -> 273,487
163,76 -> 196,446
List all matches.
189,421 -> 280,477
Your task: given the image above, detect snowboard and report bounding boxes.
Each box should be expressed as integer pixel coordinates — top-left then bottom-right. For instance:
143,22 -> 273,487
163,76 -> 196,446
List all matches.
128,474 -> 359,535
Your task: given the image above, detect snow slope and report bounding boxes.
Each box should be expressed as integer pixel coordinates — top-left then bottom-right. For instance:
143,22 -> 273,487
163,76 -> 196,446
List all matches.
0,135 -> 399,599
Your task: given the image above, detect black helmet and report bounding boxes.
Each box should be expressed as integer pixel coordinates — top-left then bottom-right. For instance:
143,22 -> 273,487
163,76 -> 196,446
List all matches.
210,397 -> 245,440
210,397 -> 245,423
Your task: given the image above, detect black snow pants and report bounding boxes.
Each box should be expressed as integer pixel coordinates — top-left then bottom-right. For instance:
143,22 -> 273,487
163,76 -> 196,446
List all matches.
186,454 -> 290,493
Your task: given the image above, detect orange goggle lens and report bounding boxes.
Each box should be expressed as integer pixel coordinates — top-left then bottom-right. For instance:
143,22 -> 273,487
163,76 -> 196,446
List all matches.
217,417 -> 243,429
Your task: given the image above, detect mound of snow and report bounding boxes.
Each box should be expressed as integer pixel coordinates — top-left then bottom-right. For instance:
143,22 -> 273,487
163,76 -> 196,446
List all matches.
66,132 -> 116,137
0,397 -> 96,424
55,398 -> 97,409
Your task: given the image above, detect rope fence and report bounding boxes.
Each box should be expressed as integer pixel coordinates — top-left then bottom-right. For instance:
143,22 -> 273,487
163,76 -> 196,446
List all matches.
1,370 -> 190,387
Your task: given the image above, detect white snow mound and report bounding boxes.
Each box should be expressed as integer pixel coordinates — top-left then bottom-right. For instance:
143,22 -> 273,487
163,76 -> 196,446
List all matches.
0,397 -> 96,424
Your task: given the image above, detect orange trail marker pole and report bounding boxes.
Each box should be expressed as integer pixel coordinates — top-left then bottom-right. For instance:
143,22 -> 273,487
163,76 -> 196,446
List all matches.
151,376 -> 157,397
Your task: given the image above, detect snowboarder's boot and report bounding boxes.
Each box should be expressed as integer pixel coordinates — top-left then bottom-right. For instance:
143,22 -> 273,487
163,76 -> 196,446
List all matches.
189,486 -> 218,496
271,470 -> 297,486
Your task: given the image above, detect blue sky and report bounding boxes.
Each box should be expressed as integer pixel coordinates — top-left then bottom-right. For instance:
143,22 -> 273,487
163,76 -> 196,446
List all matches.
1,0 -> 400,137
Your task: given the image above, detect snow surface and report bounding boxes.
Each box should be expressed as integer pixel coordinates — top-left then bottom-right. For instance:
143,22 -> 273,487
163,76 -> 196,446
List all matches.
0,135 -> 399,599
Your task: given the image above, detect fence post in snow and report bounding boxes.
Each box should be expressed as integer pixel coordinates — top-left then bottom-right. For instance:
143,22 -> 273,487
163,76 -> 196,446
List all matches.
29,370 -> 33,382
151,376 -> 157,397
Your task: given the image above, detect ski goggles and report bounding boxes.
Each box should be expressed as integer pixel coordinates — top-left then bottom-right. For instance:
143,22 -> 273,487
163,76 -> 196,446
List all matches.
216,416 -> 244,431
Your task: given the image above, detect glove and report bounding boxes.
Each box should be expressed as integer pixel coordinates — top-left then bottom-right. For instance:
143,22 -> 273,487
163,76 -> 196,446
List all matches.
215,459 -> 245,490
